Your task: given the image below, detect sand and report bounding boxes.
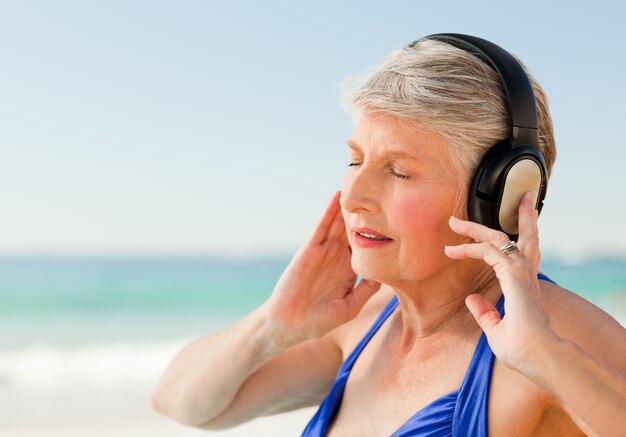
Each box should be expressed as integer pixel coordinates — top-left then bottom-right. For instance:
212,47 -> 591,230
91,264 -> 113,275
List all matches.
1,391 -> 318,437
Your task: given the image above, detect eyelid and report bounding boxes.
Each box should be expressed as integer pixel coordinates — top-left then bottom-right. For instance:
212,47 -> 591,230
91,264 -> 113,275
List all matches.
347,161 -> 411,180
389,168 -> 410,180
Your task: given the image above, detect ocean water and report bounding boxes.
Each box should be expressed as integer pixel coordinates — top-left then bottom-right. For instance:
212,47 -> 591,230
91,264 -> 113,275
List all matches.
0,256 -> 292,430
0,255 -> 624,429
0,257 -> 286,347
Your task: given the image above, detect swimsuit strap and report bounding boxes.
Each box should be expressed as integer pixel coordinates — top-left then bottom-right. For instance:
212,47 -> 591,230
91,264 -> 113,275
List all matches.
451,292 -> 504,434
537,271 -> 557,284
301,295 -> 400,436
341,294 -> 399,372
452,272 -> 557,435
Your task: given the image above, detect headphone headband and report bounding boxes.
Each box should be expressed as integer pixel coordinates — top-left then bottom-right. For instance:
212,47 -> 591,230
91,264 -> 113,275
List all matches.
408,33 -> 539,148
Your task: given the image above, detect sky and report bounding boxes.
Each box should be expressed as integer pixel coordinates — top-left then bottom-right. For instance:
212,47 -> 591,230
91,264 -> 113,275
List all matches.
1,1 -> 625,261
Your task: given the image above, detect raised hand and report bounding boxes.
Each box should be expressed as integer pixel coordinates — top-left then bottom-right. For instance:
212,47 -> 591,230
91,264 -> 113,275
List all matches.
262,190 -> 381,342
444,191 -> 558,374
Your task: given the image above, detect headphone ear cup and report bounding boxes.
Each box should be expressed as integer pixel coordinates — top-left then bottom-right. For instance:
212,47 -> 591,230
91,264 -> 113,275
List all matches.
468,141 -> 509,232
498,155 -> 545,236
468,143 -> 547,239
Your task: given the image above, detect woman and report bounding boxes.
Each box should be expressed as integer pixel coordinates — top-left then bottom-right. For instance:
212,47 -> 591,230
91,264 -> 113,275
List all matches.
151,34 -> 626,436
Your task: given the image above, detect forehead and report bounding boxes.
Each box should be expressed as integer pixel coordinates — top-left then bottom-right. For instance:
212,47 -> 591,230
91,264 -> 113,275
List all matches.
348,112 -> 448,163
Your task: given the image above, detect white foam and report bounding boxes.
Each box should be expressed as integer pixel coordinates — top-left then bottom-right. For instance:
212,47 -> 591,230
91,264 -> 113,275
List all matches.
0,337 -> 192,393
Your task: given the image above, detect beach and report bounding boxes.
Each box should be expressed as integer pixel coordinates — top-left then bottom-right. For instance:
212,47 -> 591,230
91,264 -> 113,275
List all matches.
3,392 -> 318,437
3,382 -> 318,437
1,256 -> 624,436
0,333 -> 319,436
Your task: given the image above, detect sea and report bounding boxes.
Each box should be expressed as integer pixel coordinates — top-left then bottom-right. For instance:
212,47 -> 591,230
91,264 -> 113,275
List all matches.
0,255 -> 624,433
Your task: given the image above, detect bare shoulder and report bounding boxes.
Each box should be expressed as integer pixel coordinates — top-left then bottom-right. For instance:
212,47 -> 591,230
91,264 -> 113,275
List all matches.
490,277 -> 625,436
539,276 -> 626,374
325,284 -> 395,360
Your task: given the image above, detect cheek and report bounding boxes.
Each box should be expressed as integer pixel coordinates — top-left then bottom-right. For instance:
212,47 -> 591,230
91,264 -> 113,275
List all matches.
389,196 -> 448,237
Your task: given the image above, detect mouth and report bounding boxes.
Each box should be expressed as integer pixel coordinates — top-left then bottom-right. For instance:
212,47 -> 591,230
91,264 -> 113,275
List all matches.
351,227 -> 393,241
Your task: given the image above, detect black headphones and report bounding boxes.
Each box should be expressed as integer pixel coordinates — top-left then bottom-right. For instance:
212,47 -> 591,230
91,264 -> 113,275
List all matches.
406,33 -> 548,241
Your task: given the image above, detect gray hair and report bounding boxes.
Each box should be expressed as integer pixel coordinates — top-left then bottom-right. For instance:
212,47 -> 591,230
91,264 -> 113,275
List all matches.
339,38 -> 556,218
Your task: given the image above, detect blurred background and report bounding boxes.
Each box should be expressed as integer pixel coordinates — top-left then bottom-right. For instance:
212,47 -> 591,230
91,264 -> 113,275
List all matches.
1,1 -> 625,436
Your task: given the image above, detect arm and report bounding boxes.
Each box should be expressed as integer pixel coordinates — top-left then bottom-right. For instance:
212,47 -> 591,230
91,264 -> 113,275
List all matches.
151,304 -> 310,427
151,190 -> 381,429
520,331 -> 626,437
444,191 -> 626,437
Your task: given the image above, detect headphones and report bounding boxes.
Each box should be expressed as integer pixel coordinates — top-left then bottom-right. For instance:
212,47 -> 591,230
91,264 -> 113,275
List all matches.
406,33 -> 548,241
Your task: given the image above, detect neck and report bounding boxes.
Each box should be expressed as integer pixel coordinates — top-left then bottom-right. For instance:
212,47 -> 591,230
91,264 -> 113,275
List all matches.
385,260 -> 501,355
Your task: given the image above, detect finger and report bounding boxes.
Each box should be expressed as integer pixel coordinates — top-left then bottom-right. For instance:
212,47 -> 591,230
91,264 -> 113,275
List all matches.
448,216 -> 509,247
308,190 -> 341,245
517,191 -> 540,259
326,202 -> 348,243
444,241 -> 509,267
465,293 -> 501,336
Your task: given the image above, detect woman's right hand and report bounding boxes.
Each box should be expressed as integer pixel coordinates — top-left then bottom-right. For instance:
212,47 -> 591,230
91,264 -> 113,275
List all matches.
261,190 -> 381,342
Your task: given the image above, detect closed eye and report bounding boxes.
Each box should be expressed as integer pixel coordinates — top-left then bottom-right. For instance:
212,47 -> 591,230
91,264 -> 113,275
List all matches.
389,169 -> 410,180
347,162 -> 410,180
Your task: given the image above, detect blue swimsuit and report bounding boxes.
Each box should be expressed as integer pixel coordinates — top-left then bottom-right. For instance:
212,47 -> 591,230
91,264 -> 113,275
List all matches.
302,273 -> 557,436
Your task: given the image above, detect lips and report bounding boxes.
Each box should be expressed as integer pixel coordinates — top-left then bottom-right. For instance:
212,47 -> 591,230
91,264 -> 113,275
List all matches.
351,227 -> 392,240
351,226 -> 393,249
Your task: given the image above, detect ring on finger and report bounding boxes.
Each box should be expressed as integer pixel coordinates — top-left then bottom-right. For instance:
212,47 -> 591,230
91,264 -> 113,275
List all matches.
499,241 -> 520,256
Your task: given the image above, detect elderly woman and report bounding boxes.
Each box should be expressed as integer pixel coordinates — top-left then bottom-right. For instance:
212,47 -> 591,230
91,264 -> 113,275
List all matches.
151,34 -> 626,436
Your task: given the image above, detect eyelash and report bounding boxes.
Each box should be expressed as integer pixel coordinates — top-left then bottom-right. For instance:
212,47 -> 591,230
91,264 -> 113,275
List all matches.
347,162 -> 410,180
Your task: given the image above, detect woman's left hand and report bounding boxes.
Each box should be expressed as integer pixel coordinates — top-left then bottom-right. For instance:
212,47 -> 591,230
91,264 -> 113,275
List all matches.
444,191 -> 559,375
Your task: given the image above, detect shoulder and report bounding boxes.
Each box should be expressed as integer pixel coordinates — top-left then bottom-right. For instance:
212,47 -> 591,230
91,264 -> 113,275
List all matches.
491,276 -> 625,436
325,284 -> 396,360
538,275 -> 626,375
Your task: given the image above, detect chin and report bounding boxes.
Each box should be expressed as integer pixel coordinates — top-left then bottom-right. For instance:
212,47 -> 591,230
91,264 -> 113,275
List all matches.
351,248 -> 448,285
350,252 -> 394,283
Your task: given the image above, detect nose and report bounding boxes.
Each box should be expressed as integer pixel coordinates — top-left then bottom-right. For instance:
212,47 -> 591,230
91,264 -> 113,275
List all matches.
340,164 -> 381,214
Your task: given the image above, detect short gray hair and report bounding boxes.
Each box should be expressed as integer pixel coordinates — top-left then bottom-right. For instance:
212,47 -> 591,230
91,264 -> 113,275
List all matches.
339,38 -> 556,217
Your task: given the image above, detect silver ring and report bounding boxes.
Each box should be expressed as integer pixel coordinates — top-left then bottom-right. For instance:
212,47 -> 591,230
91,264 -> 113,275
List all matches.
499,241 -> 520,256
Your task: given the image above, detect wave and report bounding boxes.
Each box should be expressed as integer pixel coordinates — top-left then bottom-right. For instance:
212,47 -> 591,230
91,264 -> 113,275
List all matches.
0,337 -> 193,393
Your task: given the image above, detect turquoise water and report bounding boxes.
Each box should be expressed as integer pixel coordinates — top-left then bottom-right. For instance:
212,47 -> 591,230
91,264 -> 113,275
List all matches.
0,257 -> 284,314
0,255 -> 624,395
539,258 -> 626,311
0,256 -> 288,348
0,256 -> 624,348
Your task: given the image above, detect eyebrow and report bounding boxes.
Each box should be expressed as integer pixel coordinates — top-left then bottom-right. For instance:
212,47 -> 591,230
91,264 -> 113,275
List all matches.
347,139 -> 424,162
